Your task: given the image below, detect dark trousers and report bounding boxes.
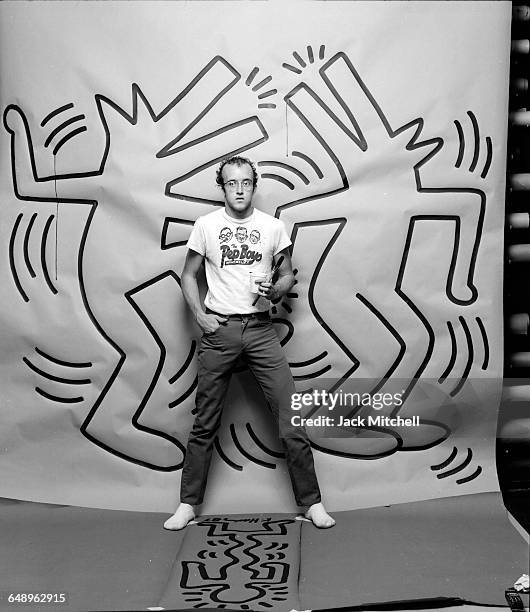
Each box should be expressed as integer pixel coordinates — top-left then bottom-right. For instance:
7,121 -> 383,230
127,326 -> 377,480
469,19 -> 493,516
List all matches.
180,315 -> 321,507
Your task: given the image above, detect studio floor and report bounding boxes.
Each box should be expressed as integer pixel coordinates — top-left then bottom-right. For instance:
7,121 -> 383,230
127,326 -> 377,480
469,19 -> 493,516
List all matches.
0,492 -> 528,612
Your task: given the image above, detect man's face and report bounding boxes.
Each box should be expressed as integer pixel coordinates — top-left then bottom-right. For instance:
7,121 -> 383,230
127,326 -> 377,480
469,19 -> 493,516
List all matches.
222,162 -> 255,218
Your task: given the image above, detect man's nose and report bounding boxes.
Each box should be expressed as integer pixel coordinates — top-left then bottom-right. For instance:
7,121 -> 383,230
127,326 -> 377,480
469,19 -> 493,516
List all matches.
236,181 -> 244,193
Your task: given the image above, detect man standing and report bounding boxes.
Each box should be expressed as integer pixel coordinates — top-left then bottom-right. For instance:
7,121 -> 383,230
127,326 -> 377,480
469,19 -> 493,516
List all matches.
164,156 -> 335,530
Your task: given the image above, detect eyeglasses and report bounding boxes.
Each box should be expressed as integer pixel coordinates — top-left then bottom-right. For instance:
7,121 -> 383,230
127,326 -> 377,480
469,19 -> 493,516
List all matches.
223,179 -> 254,191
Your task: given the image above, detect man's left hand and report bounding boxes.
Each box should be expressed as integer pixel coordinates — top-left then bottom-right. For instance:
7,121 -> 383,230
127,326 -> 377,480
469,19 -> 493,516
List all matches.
257,281 -> 278,301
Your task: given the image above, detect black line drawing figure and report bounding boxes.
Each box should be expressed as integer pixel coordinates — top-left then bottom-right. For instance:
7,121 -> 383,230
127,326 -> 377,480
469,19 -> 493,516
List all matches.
4,56 -> 269,471
254,49 -> 489,460
163,518 -> 297,608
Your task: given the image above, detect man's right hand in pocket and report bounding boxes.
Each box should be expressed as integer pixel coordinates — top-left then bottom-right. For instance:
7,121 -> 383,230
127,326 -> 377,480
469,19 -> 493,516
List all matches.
197,313 -> 228,334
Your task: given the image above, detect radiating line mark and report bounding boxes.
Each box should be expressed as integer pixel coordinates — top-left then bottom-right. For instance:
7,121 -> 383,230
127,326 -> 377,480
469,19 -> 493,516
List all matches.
430,447 -> 457,470
456,465 -> 482,484
40,103 -> 74,127
44,115 -> 85,148
9,213 -> 29,302
282,63 -> 302,75
257,89 -> 277,100
438,321 -> 457,384
281,301 -> 292,313
481,136 -> 492,179
23,357 -> 91,385
467,110 -> 480,172
436,448 -> 472,478
245,67 -> 259,86
290,351 -> 328,368
450,316 -> 473,397
475,317 -> 489,370
293,364 -> 332,380
230,424 -> 276,469
454,120 -> 464,168
168,375 -> 197,408
52,126 -> 87,155
245,423 -> 284,459
35,387 -> 84,403
41,214 -> 58,295
168,340 -> 196,384
261,173 -> 294,190
319,44 -> 325,60
252,76 -> 272,92
307,45 -> 314,63
293,51 -> 306,68
34,346 -> 92,368
23,213 -> 38,278
258,103 -> 276,109
258,161 -> 309,184
214,436 -> 243,471
291,151 -> 323,178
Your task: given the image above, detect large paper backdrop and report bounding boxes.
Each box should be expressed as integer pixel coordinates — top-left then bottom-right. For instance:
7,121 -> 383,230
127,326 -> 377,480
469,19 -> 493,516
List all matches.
0,1 -> 510,512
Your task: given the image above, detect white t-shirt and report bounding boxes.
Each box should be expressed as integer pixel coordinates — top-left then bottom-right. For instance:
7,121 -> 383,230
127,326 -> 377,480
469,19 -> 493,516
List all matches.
186,208 -> 291,314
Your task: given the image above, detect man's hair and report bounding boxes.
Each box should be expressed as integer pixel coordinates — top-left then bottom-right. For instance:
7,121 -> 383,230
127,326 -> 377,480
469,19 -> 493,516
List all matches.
216,156 -> 258,191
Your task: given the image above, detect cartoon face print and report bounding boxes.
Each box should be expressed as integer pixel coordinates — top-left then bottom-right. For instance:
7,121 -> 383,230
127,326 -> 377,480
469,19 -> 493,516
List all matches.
235,227 -> 248,243
219,227 -> 233,244
249,229 -> 260,244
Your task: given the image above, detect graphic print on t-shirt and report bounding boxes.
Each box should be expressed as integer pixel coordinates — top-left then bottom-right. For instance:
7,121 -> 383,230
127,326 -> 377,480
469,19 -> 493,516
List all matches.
219,225 -> 263,268
219,227 -> 233,243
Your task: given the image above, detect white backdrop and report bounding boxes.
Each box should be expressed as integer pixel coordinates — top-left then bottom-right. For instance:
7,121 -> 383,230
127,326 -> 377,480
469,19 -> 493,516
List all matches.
0,1 -> 510,512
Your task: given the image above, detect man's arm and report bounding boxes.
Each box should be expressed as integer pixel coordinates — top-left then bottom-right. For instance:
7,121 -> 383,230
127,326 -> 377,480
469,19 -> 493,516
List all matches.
181,249 -> 227,333
257,248 -> 295,301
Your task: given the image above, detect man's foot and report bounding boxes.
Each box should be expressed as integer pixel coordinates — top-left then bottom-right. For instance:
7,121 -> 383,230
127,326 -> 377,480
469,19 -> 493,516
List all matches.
163,503 -> 195,530
305,502 -> 335,528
